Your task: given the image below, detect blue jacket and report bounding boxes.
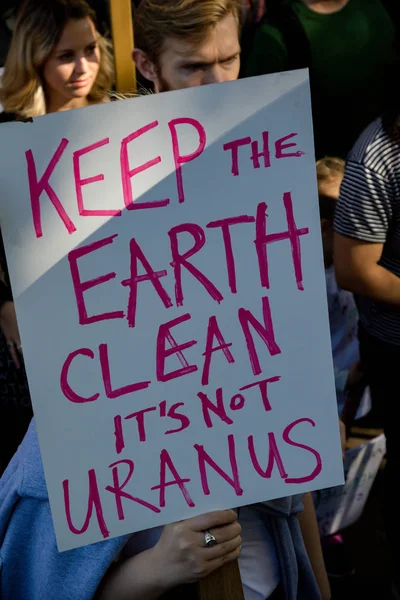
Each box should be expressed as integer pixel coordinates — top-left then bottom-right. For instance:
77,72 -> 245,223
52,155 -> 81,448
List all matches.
0,420 -> 128,599
0,419 -> 322,600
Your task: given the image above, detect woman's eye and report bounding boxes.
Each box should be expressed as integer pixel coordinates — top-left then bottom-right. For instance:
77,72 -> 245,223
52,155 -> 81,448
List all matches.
58,52 -> 74,62
86,44 -> 97,55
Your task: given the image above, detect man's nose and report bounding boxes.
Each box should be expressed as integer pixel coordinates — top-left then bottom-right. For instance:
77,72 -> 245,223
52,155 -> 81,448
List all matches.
203,65 -> 226,85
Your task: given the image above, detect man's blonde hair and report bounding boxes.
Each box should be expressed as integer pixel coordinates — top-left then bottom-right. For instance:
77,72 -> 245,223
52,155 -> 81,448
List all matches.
316,156 -> 345,182
134,0 -> 242,65
0,0 -> 114,119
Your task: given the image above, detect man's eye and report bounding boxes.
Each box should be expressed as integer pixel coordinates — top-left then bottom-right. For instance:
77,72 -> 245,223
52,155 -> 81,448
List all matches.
184,65 -> 202,73
222,57 -> 237,65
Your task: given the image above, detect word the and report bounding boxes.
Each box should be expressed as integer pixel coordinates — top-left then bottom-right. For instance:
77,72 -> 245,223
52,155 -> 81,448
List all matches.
224,132 -> 304,177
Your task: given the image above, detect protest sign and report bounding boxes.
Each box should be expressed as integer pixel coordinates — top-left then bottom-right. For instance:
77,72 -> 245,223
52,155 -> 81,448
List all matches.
314,434 -> 386,538
0,70 -> 344,551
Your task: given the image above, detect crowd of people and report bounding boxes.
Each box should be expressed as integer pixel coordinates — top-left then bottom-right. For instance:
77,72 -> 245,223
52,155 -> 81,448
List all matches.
0,0 -> 398,598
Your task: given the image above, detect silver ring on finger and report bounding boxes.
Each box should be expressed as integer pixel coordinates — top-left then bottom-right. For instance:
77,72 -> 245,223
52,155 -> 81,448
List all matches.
204,530 -> 217,548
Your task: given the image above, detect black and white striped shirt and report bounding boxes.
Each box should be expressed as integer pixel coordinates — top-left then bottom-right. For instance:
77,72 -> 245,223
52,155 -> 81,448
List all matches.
334,117 -> 400,345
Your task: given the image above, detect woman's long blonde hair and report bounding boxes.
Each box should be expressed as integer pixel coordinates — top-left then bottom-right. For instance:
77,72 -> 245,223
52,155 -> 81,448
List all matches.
0,0 -> 114,119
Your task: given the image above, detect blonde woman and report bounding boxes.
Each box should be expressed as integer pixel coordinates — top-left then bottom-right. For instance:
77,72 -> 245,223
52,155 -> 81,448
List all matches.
0,0 -> 113,120
0,0 -> 114,475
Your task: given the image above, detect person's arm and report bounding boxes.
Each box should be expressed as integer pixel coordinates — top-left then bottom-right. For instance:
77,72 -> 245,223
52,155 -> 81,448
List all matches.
96,510 -> 242,600
0,230 -> 21,367
339,419 -> 346,457
333,148 -> 397,303
0,300 -> 22,368
299,493 -> 331,600
339,362 -> 368,437
0,229 -> 12,304
95,546 -> 169,600
334,233 -> 400,305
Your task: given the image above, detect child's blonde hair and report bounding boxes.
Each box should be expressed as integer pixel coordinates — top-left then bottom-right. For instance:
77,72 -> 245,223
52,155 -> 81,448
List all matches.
316,156 -> 345,183
317,157 -> 345,221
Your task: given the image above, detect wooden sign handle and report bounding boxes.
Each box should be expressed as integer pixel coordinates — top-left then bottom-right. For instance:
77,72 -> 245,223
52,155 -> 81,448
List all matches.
109,0 -> 137,93
160,560 -> 244,600
199,560 -> 244,600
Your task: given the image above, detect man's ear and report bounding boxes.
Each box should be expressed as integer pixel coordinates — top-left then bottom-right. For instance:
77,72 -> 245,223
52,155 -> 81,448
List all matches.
132,49 -> 158,83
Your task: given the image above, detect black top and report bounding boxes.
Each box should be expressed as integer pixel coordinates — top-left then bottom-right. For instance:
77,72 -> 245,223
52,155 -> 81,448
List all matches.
0,110 -> 32,476
0,111 -> 17,308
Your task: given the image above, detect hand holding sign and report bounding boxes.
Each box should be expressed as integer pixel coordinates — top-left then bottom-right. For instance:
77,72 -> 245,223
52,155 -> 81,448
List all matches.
153,510 -> 241,587
96,510 -> 241,598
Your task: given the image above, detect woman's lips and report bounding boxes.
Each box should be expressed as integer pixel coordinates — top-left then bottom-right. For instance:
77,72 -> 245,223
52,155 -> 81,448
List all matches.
70,78 -> 90,88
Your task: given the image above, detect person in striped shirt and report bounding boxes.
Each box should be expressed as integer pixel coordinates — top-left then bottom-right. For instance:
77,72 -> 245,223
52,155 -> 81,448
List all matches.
317,157 -> 370,429
334,111 -> 400,598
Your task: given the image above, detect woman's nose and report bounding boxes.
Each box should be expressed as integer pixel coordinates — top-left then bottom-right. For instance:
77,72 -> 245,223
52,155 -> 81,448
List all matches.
74,56 -> 89,75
